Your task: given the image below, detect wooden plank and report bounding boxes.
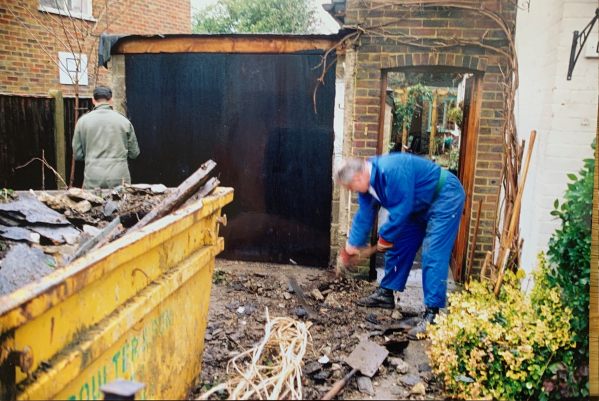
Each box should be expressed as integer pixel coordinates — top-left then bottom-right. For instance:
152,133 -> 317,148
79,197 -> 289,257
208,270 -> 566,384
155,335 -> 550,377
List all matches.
49,90 -> 66,188
400,90 -> 408,152
591,314 -> 599,396
113,36 -> 341,55
429,90 -> 438,158
590,105 -> 599,396
68,170 -> 220,264
494,130 -> 536,296
68,217 -> 121,263
376,72 -> 388,155
452,75 -> 482,280
129,160 -> 216,232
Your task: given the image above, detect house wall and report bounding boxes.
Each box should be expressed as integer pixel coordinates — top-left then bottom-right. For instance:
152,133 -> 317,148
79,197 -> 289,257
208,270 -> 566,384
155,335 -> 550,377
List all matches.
517,0 -> 598,274
0,0 -> 191,97
334,1 -> 518,272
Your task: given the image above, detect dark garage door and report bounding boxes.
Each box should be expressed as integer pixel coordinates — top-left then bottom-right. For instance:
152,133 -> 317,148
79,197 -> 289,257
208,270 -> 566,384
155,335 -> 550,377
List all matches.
124,52 -> 335,266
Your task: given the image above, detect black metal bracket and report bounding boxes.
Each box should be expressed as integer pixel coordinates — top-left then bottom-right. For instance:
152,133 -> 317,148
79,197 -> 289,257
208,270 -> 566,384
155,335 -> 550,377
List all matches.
567,8 -> 599,80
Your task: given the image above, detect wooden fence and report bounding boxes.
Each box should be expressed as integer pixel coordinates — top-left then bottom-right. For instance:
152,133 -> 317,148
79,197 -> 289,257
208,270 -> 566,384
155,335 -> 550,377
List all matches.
0,94 -> 91,190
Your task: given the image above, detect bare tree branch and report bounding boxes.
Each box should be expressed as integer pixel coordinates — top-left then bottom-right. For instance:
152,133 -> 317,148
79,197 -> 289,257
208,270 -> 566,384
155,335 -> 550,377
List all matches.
14,157 -> 68,188
13,3 -> 71,55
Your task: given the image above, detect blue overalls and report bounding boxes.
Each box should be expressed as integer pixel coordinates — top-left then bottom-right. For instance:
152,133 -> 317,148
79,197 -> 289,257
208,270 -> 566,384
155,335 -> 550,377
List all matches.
347,153 -> 465,308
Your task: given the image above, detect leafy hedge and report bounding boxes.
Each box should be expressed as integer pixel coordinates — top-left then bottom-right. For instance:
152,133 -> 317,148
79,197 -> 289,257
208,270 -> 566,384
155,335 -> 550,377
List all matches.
427,266 -> 573,400
427,140 -> 595,400
542,142 -> 594,398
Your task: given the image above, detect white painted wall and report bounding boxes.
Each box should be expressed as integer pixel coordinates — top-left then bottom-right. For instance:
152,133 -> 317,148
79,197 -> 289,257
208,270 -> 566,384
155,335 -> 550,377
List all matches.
517,0 -> 598,274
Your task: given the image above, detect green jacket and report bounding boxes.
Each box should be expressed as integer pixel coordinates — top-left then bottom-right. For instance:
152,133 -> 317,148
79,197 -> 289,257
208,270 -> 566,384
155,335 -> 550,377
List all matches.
72,104 -> 140,189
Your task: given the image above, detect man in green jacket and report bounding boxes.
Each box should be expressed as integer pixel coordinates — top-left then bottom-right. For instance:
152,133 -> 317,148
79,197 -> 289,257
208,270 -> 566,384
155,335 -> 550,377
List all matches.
72,86 -> 140,189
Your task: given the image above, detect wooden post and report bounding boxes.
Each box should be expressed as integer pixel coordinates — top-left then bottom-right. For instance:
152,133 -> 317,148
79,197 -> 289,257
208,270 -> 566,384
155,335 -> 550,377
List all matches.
400,89 -> 408,152
481,250 -> 492,280
429,90 -> 438,158
129,161 -> 217,232
49,90 -> 66,188
494,130 -> 536,296
442,99 -> 448,133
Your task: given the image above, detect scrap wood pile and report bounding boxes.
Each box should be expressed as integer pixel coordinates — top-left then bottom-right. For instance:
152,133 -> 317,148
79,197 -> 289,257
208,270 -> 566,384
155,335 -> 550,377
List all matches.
199,308 -> 312,400
0,159 -> 220,296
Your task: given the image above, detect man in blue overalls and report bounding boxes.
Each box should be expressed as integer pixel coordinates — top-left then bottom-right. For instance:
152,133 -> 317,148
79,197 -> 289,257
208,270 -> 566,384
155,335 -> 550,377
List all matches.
336,153 -> 465,339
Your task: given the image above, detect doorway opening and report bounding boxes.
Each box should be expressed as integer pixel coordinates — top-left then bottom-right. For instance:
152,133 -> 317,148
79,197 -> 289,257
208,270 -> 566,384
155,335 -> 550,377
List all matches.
377,66 -> 482,281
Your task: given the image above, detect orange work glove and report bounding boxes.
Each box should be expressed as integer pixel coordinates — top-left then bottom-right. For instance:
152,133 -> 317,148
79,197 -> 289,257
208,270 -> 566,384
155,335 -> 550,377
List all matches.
340,244 -> 361,266
338,248 -> 355,267
339,247 -> 351,266
376,237 -> 393,252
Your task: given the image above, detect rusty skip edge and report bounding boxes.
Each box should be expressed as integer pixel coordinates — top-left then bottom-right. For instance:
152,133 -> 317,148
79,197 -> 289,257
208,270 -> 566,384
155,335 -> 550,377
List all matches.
0,187 -> 234,334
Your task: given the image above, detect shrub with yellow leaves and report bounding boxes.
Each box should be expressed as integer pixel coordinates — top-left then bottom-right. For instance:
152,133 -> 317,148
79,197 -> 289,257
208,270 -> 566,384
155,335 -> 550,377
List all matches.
427,255 -> 574,400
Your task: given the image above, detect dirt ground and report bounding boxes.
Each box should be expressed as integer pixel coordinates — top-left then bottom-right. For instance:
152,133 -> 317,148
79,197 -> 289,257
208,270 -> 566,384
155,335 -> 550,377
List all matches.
190,259 -> 446,400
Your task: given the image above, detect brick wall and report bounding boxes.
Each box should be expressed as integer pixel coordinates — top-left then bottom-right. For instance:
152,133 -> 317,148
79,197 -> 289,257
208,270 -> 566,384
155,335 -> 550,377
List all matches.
334,1 -> 518,273
0,0 -> 191,97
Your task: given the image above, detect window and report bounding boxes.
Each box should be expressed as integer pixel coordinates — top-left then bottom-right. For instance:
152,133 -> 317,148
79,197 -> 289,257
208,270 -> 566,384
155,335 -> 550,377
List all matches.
58,52 -> 88,86
39,0 -> 93,20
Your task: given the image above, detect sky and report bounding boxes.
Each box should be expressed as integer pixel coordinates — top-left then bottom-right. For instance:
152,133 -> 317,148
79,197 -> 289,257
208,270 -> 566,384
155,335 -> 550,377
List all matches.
189,0 -> 341,34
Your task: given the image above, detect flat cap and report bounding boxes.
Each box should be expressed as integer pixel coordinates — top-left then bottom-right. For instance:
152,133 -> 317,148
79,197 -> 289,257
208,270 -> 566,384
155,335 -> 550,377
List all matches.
93,86 -> 112,100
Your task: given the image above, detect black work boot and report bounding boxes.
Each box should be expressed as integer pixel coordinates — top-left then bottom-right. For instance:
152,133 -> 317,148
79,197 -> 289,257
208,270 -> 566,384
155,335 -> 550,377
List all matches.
407,307 -> 439,340
356,287 -> 395,309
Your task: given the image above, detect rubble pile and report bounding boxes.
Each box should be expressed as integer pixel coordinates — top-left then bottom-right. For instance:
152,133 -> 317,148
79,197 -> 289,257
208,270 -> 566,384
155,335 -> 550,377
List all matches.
0,185 -> 168,295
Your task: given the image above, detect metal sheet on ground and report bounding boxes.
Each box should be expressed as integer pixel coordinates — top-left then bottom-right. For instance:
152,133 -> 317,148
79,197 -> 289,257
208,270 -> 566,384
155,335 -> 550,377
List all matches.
345,340 -> 389,378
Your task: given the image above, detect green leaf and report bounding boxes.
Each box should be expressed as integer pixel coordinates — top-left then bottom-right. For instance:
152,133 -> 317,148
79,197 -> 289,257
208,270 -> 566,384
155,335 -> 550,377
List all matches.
548,362 -> 564,374
567,173 -> 577,181
193,0 -> 316,34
